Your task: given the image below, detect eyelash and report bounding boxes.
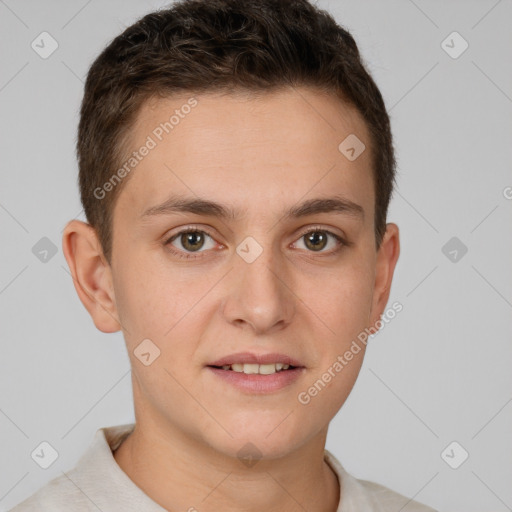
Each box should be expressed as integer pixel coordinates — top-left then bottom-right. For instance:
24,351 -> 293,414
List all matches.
164,226 -> 349,261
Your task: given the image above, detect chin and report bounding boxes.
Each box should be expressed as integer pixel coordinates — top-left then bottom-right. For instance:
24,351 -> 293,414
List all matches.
209,420 -> 305,461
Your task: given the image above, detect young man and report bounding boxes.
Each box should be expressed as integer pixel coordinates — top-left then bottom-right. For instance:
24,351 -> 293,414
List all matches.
11,0 -> 436,510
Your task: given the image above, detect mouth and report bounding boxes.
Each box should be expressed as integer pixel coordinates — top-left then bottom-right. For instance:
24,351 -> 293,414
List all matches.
207,362 -> 299,375
205,352 -> 305,393
206,352 -> 305,376
205,362 -> 305,393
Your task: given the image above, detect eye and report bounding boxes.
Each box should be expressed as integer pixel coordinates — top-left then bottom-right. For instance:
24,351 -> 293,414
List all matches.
292,227 -> 346,254
165,228 -> 218,259
164,226 -> 348,261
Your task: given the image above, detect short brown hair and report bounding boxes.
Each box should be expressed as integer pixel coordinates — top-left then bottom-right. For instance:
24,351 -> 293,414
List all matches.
77,0 -> 397,263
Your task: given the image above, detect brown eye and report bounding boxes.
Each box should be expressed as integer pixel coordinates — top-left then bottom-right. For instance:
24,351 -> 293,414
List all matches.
293,228 -> 345,254
166,229 -> 216,257
180,231 -> 205,251
303,231 -> 328,251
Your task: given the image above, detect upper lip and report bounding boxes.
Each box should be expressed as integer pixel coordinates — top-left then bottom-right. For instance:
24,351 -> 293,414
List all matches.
207,352 -> 304,368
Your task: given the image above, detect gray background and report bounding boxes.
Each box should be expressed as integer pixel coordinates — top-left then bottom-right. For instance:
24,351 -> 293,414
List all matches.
1,1 -> 511,511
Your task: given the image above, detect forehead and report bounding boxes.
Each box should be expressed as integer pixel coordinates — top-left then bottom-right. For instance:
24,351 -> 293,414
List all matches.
115,86 -> 374,223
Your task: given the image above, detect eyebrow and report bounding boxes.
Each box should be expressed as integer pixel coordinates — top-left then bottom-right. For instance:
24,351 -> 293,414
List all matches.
141,194 -> 365,222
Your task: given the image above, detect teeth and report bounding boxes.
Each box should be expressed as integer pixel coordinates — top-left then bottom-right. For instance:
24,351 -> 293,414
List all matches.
221,363 -> 291,374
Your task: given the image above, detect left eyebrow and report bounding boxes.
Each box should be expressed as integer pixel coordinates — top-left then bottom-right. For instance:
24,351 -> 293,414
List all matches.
284,196 -> 365,222
140,194 -> 365,222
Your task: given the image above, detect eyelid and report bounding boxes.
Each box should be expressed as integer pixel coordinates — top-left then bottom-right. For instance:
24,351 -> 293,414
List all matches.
291,225 -> 349,254
164,224 -> 346,243
294,224 -> 347,243
164,223 -> 349,259
164,224 -> 218,243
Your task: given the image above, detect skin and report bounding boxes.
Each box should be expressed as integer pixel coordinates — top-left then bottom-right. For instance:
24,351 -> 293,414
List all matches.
63,86 -> 400,512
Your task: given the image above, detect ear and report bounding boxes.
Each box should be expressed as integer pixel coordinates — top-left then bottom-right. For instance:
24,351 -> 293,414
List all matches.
62,220 -> 121,333
369,222 -> 400,326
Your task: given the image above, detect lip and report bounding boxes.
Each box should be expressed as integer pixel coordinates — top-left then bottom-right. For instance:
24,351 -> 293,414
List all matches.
206,366 -> 305,394
207,352 -> 305,368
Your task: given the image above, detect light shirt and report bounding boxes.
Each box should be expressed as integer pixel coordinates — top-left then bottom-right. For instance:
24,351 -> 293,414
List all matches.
10,423 -> 437,511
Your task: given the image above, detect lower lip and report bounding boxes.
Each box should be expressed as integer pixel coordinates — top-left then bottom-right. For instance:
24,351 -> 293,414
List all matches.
206,366 -> 305,393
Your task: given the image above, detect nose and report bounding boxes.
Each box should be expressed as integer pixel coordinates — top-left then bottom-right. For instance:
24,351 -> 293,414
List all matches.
221,241 -> 295,335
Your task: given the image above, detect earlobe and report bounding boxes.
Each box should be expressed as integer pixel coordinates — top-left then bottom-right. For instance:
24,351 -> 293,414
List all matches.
369,223 -> 400,327
62,220 -> 121,333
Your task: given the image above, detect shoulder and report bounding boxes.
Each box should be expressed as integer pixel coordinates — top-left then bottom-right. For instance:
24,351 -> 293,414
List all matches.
357,478 -> 438,512
8,424 -> 136,512
324,449 -> 438,512
8,471 -> 97,511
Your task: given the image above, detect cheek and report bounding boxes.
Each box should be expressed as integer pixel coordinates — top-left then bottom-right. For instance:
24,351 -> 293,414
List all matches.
112,256 -> 179,340
113,254 -> 218,349
301,261 -> 374,341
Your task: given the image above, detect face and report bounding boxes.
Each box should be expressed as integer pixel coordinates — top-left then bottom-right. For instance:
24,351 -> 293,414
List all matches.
75,86 -> 399,460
